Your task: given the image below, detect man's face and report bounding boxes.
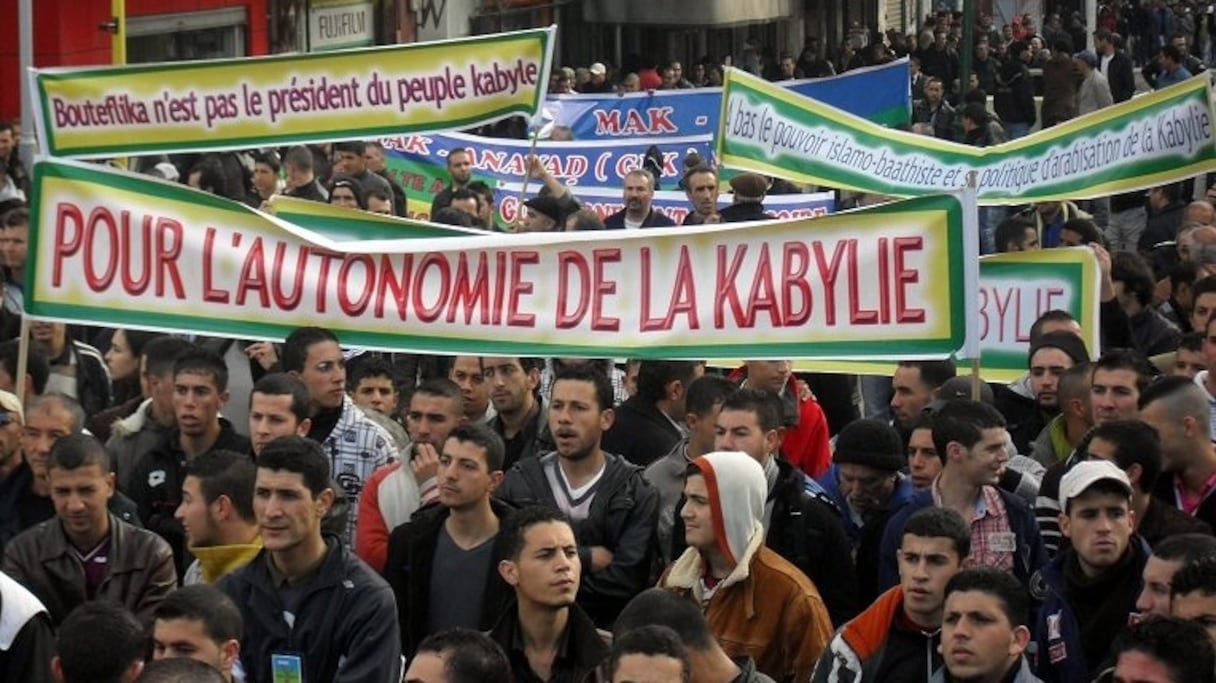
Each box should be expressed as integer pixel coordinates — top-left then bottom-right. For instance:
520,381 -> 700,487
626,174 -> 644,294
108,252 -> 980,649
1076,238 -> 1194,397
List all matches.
715,408 -> 779,466
521,208 -> 556,233
1090,368 -> 1141,424
449,357 -> 490,417
336,150 -> 365,175
362,146 -> 386,173
1174,347 -> 1207,379
151,617 -> 235,674
482,358 -> 537,414
780,57 -> 796,76
1060,491 -> 1134,576
0,224 -> 28,270
623,174 -> 654,213
899,534 -> 962,625
926,81 -> 944,103
745,360 -> 791,394
1137,555 -> 1184,616
252,162 -> 278,196
254,468 -> 328,553
173,371 -> 225,438
1017,227 -> 1042,250
367,196 -> 393,215
406,393 -> 462,447
448,151 -> 473,185
611,654 -> 686,683
891,366 -> 934,429
661,69 -> 676,89
670,62 -> 683,80
352,375 -> 398,416
686,171 -> 719,216
908,427 -> 942,489
1029,348 -> 1073,409
952,427 -> 1010,488
548,379 -> 611,461
680,473 -> 716,551
941,590 -> 1025,681
500,521 -> 580,607
49,463 -> 113,540
1192,293 -> 1216,333
837,463 -> 896,514
29,321 -> 64,353
1171,590 -> 1216,643
21,402 -> 75,477
248,392 -> 308,456
330,185 -> 360,209
175,475 -> 218,548
295,341 -> 346,410
1140,400 -> 1188,470
437,436 -> 500,510
0,129 -> 13,160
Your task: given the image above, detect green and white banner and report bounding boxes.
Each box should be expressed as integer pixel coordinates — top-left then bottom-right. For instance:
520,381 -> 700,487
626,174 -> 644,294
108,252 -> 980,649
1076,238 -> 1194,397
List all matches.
31,27 -> 555,158
28,158 -> 976,360
718,67 -> 1216,205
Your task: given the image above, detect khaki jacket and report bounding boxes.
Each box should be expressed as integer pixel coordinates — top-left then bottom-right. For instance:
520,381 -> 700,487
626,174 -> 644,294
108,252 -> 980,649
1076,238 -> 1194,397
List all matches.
661,529 -> 833,682
1,513 -> 176,626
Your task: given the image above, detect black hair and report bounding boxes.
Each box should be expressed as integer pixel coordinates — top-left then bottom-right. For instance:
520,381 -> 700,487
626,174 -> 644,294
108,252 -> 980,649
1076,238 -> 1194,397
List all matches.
719,387 -> 781,432
252,149 -> 281,174
1111,250 -> 1157,307
137,658 -> 226,683
409,377 -> 466,415
1092,348 -> 1154,392
450,188 -> 481,209
1088,420 -> 1162,493
614,588 -> 717,650
153,584 -> 243,642
188,156 -> 229,197
944,567 -> 1030,628
2,206 -> 28,228
283,145 -> 314,173
930,399 -> 1007,456
479,356 -> 544,375
48,433 -> 110,473
173,348 -> 229,393
0,337 -> 48,393
553,362 -> 614,412
685,374 -> 738,418
1029,310 -> 1077,342
446,423 -> 506,473
334,140 -> 366,155
56,601 -> 146,683
636,361 -> 704,403
604,625 -> 690,682
183,449 -> 257,523
1172,555 -> 1216,599
1179,330 -> 1204,353
433,207 -> 475,227
414,628 -> 512,683
347,354 -> 399,393
1162,44 -> 1185,63
897,359 -> 958,389
994,216 -> 1035,252
465,180 -> 493,204
328,173 -> 367,209
497,505 -> 573,562
142,336 -> 196,378
1111,617 -> 1216,683
257,435 -> 331,497
1062,217 -> 1103,245
902,506 -> 971,558
281,326 -> 339,374
962,102 -> 989,125
1154,533 -> 1216,564
250,373 -> 311,423
565,208 -> 607,231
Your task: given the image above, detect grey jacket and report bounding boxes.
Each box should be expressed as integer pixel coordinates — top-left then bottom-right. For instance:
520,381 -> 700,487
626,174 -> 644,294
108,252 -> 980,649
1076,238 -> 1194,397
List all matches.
931,657 -> 1042,682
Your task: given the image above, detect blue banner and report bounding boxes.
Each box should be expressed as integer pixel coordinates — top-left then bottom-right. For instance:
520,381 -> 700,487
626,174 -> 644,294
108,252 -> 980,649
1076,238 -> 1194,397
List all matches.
495,182 -> 835,226
542,58 -> 911,139
381,131 -> 715,190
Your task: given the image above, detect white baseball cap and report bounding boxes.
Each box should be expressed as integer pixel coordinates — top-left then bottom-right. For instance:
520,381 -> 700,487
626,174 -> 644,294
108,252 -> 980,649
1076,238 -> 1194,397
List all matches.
1058,460 -> 1133,510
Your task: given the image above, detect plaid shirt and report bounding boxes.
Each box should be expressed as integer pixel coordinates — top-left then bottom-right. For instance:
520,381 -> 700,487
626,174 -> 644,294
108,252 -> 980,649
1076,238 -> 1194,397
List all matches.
323,396 -> 398,544
932,481 -> 1015,572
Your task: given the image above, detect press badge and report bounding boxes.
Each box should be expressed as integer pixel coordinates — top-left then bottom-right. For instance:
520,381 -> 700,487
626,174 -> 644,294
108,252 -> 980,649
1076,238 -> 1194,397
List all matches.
988,532 -> 1017,553
272,653 -> 303,683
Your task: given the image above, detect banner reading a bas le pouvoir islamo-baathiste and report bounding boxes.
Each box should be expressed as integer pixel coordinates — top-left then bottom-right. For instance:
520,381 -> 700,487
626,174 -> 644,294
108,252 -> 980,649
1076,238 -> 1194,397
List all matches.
493,182 -> 835,226
28,158 -> 975,360
30,27 -> 555,158
718,67 -> 1216,205
791,247 -> 1101,383
542,58 -> 911,138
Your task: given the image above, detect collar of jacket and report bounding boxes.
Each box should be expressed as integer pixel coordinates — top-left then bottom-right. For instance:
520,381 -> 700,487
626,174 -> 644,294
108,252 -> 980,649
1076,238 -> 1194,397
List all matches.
38,513 -> 150,573
664,522 -> 766,610
193,537 -> 264,584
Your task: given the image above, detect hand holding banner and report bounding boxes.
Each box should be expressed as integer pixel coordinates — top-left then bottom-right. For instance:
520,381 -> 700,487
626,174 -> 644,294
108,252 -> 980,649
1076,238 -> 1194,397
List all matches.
31,27 -> 555,158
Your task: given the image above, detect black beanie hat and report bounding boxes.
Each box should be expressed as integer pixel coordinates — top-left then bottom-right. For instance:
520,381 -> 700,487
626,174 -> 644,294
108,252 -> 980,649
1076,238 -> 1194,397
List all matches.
1028,331 -> 1089,366
833,418 -> 905,472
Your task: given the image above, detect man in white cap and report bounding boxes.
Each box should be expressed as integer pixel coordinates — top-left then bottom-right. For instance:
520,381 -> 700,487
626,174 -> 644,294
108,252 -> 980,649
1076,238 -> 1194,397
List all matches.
659,451 -> 831,682
1032,460 -> 1148,683
582,62 -> 613,93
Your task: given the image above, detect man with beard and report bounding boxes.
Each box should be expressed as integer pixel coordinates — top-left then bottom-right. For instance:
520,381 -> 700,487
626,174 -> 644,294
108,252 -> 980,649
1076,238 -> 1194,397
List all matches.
430,147 -> 474,217
603,170 -> 676,229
